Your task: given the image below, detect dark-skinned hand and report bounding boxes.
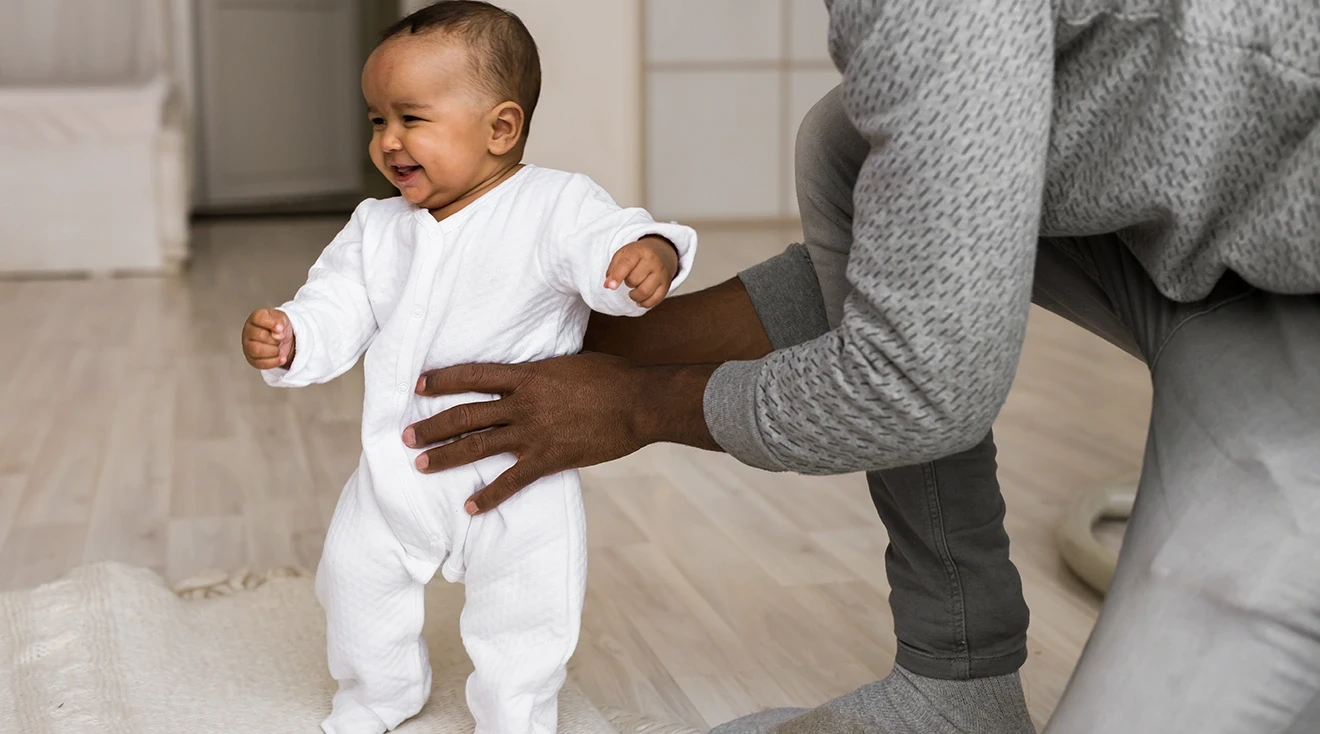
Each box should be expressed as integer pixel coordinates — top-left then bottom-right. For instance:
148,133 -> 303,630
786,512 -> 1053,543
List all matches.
402,352 -> 655,515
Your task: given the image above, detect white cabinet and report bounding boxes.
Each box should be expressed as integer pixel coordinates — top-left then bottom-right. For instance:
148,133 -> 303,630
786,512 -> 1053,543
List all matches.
643,0 -> 839,221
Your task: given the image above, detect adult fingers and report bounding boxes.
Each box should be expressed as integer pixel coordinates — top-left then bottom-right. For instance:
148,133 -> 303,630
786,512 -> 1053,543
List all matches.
414,426 -> 520,474
416,362 -> 526,397
405,396 -> 512,450
463,457 -> 546,514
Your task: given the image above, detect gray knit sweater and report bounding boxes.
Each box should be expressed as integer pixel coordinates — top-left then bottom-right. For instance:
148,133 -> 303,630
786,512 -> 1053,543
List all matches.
703,0 -> 1319,475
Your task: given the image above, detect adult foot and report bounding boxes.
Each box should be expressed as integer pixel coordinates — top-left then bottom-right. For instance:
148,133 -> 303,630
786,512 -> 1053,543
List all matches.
709,665 -> 1035,734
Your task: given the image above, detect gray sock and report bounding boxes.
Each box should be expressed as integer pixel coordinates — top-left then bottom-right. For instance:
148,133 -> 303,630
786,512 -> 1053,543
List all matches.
709,665 -> 1036,734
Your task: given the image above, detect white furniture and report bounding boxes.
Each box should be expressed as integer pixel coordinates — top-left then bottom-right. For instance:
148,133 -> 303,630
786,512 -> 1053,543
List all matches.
0,0 -> 191,277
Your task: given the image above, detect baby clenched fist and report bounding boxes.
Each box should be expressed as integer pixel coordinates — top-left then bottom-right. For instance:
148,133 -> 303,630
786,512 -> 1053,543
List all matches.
604,235 -> 681,309
242,308 -> 296,370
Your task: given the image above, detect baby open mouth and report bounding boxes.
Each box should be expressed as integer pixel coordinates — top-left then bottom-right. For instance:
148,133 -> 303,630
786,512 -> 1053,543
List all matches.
393,165 -> 421,181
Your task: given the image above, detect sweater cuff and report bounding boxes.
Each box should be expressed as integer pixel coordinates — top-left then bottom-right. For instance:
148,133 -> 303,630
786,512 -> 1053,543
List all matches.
702,359 -> 785,472
736,243 -> 830,350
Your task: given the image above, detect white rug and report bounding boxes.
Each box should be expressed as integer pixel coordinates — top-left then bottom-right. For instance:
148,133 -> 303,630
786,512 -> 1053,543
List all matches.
0,562 -> 700,734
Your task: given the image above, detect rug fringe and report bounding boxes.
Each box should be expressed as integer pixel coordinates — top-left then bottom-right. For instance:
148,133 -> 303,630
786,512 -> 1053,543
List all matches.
172,565 -> 309,600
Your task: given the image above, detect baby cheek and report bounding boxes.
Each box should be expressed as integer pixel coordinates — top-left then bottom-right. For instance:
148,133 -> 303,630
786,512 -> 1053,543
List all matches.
368,139 -> 387,172
411,134 -> 448,172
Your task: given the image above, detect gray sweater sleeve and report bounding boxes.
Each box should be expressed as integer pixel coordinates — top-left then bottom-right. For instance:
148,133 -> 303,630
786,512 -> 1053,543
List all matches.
736,243 -> 831,350
704,0 -> 1053,475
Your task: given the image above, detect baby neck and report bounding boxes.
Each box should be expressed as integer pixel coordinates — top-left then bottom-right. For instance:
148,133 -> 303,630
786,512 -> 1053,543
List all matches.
429,154 -> 524,222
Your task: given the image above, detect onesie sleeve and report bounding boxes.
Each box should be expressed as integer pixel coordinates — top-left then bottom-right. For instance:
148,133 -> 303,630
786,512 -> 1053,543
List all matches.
262,201 -> 380,387
537,174 -> 698,317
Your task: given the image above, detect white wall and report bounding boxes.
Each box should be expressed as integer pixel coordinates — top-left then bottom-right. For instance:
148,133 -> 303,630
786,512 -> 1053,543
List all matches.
401,0 -> 642,206
643,0 -> 838,221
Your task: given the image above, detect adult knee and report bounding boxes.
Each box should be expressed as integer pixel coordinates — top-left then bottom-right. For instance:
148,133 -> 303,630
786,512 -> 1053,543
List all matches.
794,85 -> 869,255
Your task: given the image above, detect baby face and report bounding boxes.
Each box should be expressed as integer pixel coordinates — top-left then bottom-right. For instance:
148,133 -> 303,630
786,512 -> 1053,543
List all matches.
362,35 -> 500,210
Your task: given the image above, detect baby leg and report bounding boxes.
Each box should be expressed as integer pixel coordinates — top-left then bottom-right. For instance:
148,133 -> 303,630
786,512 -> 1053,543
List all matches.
459,475 -> 587,734
316,477 -> 439,734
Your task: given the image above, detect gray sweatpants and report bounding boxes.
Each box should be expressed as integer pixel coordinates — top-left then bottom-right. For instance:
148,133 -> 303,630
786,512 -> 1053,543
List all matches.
734,87 -> 1320,732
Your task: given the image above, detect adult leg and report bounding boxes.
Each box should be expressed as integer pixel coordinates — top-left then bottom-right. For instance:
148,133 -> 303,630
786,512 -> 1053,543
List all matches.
1044,279 -> 1320,732
711,87 -> 1034,734
710,226 -> 1282,734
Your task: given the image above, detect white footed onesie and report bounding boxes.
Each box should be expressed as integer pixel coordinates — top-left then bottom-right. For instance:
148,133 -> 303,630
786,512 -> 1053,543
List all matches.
261,164 -> 697,734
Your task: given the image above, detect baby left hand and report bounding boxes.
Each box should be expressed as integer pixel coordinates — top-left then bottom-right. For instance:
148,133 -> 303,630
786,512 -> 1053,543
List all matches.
604,236 -> 680,309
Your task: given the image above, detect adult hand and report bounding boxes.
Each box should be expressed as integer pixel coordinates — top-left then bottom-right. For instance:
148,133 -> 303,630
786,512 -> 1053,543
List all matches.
403,353 -> 719,514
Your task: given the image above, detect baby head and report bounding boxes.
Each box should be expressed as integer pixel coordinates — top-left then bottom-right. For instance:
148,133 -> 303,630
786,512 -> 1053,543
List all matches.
366,1 -> 540,210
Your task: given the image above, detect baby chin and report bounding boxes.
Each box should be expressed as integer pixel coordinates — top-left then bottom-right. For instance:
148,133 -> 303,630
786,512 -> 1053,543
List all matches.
389,166 -> 430,202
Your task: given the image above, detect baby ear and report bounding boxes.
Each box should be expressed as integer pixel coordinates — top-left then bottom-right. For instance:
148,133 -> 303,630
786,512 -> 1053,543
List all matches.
488,101 -> 525,156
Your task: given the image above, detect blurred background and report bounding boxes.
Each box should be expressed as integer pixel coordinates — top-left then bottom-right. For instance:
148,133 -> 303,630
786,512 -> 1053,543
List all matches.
0,0 -> 840,278
0,1 -> 1148,730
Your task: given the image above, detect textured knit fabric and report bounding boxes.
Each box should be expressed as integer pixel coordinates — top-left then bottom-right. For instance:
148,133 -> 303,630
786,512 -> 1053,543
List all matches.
262,164 -> 697,734
709,665 -> 1034,734
704,0 -> 1320,475
734,244 -> 829,350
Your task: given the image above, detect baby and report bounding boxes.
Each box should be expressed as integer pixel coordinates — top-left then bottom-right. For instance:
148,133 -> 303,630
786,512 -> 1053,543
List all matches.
238,3 -> 696,733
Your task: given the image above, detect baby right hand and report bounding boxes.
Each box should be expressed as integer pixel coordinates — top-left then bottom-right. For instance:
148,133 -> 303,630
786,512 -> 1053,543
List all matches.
242,308 -> 295,370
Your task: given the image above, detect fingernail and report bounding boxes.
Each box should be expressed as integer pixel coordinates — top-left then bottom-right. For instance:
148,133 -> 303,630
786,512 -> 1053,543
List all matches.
415,377 -> 426,393
605,280 -> 617,289
415,454 -> 428,470
465,500 -> 478,515
402,427 -> 415,446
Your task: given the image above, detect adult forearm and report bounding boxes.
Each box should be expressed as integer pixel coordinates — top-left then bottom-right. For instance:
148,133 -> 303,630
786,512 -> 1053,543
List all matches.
584,276 -> 772,365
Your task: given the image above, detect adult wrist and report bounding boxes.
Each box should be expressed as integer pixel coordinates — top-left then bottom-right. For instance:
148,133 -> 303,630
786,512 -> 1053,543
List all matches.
628,363 -> 721,451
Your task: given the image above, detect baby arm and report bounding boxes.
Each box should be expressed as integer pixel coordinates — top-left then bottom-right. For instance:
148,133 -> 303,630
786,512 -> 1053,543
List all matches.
241,203 -> 379,387
541,175 -> 697,317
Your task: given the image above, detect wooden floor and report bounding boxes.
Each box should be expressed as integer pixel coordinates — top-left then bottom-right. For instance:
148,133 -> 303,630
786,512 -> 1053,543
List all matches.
0,217 -> 1151,731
